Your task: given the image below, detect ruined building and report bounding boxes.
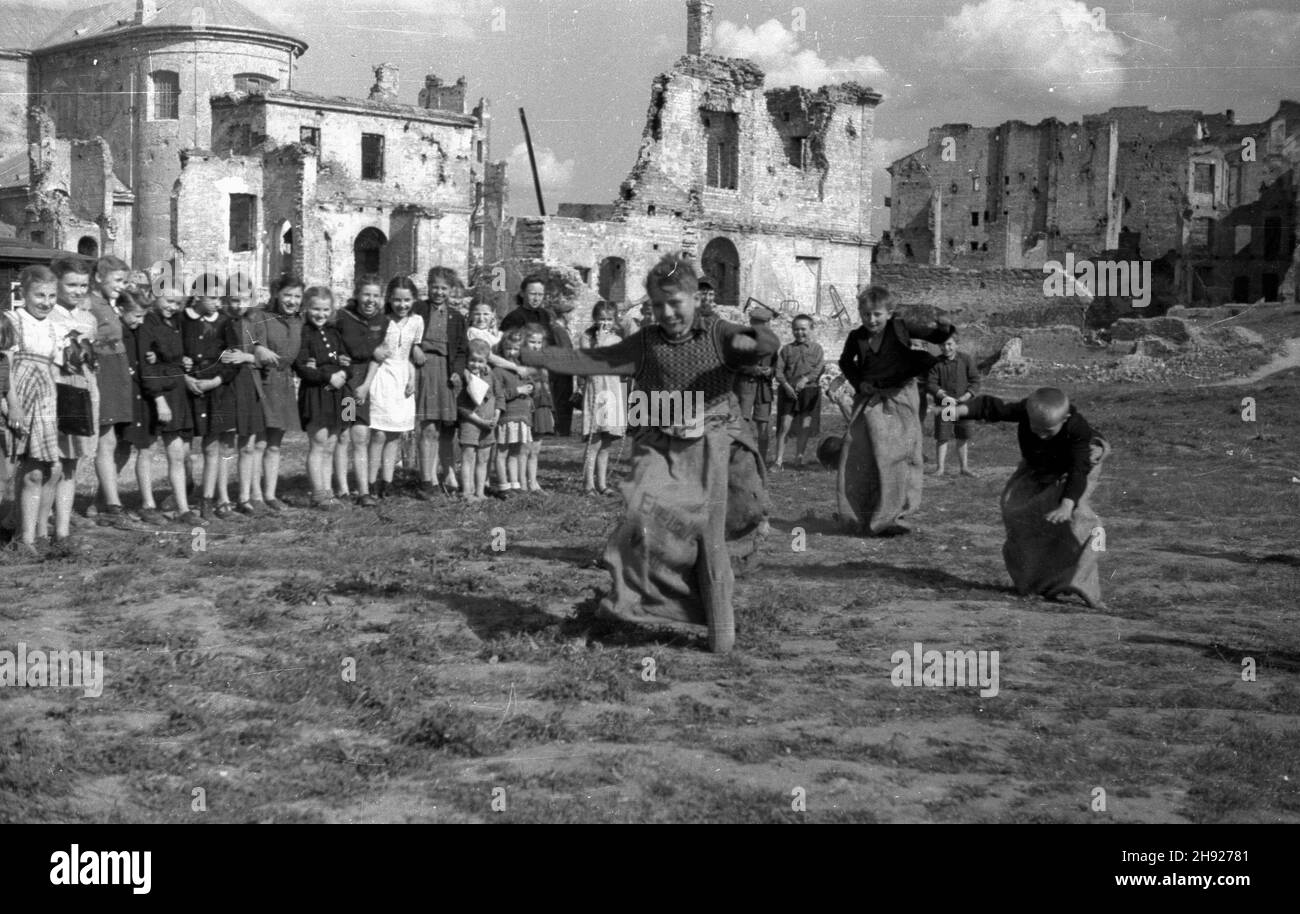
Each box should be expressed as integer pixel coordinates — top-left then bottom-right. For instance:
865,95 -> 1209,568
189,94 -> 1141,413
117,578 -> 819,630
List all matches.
0,0 -> 489,297
887,103 -> 1299,305
491,0 -> 882,317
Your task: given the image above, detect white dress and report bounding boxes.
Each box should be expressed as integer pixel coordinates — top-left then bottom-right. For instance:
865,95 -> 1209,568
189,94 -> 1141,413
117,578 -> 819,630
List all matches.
368,313 -> 424,433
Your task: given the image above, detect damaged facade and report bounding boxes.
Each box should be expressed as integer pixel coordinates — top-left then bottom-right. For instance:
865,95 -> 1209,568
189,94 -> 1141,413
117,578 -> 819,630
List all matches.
887,102 -> 1300,305
0,0 -> 489,297
490,0 -> 881,317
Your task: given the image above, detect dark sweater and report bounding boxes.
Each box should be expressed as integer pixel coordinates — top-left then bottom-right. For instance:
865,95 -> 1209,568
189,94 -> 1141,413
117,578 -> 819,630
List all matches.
838,318 -> 954,391
926,352 -> 981,402
964,395 -> 1096,503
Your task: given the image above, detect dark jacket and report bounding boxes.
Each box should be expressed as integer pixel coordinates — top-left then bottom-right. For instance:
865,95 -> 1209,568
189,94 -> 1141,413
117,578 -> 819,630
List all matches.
413,301 -> 468,379
838,317 -> 954,392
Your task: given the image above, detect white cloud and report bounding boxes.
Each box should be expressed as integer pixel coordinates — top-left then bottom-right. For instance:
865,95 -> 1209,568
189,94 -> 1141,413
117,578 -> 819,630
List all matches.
930,0 -> 1129,104
712,18 -> 890,90
507,142 -> 575,210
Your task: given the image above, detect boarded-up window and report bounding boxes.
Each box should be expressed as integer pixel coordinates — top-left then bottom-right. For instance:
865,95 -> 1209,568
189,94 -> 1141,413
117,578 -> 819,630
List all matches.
1192,162 -> 1215,194
702,112 -> 738,190
229,194 -> 256,253
361,133 -> 385,180
152,70 -> 179,120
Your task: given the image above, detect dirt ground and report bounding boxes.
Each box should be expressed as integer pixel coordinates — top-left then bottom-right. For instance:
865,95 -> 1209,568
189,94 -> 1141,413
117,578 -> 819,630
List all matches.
2,334 -> 1299,823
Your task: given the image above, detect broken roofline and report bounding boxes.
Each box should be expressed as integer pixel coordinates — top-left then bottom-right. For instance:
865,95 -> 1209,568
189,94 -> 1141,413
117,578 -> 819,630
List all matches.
210,90 -> 478,129
673,53 -> 882,105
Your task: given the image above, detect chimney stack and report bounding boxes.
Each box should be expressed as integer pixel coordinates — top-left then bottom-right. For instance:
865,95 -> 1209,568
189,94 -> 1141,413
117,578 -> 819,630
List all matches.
136,0 -> 157,25
686,0 -> 714,56
369,63 -> 400,103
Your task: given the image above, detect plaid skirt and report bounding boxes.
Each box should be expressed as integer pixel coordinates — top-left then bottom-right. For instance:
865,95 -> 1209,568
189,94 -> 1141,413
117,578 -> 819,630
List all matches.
495,420 -> 532,445
8,353 -> 60,463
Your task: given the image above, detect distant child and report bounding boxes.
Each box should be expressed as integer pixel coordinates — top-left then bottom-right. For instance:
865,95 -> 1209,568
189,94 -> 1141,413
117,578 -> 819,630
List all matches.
466,301 -> 501,352
577,301 -> 626,496
413,266 -> 468,498
926,333 -> 981,477
116,291 -> 158,521
733,304 -> 777,464
457,340 -> 497,501
294,286 -> 349,509
523,323 -> 554,493
138,284 -> 201,525
87,255 -> 141,528
335,273 -> 387,505
951,387 -> 1111,608
249,273 -> 305,513
835,285 -> 953,536
491,328 -> 534,495
218,273 -> 267,516
520,252 -> 779,653
180,273 -> 238,520
5,266 -> 63,554
772,314 -> 824,469
364,276 -> 425,499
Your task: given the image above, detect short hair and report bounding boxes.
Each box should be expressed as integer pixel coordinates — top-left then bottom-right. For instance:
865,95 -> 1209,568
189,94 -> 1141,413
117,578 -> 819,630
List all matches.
498,327 -> 526,354
224,272 -> 255,299
857,284 -> 894,311
385,275 -> 420,307
428,266 -> 463,291
95,255 -> 130,278
522,322 -> 548,339
591,300 -> 618,322
791,314 -> 814,328
467,339 -> 492,359
644,252 -> 699,297
302,286 -> 335,310
52,256 -> 93,280
188,272 -> 223,299
1027,387 -> 1070,422
353,272 -> 384,299
19,264 -> 57,292
117,288 -> 147,313
519,273 -> 547,296
270,273 -> 305,301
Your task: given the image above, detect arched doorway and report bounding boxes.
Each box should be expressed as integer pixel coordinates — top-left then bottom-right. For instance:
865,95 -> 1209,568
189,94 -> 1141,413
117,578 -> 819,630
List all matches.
77,236 -> 99,258
598,256 -> 626,303
354,227 -> 386,280
701,236 -> 740,307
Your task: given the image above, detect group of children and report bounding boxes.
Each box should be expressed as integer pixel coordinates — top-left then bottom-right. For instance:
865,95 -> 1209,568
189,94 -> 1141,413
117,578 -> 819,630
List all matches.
2,250 -> 1110,642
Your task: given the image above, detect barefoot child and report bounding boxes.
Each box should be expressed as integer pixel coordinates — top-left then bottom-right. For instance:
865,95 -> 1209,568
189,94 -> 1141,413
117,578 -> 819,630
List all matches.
520,252 -> 779,653
457,340 -> 496,501
926,333 -> 980,477
249,274 -> 305,513
772,314 -> 824,469
577,302 -> 626,496
138,285 -> 201,525
364,276 -> 424,499
835,285 -> 954,536
523,324 -> 554,493
491,328 -> 533,495
951,387 -> 1110,608
294,287 -> 349,510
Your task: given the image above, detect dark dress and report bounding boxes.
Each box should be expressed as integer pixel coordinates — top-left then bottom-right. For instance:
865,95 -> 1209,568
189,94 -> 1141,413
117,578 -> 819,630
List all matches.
89,296 -> 135,427
121,320 -> 154,449
549,318 -> 576,436
227,313 -> 267,438
249,308 -> 303,432
412,301 -> 467,425
295,323 -> 349,431
335,304 -> 390,426
531,367 -> 556,436
138,310 -> 193,437
181,309 -> 239,438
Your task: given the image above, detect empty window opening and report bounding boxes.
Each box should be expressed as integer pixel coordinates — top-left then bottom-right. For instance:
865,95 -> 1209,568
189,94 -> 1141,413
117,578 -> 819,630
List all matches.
361,133 -> 385,181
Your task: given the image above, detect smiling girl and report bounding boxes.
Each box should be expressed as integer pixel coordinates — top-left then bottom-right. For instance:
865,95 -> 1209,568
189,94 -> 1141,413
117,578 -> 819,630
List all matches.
365,276 -> 425,499
249,273 -> 305,513
294,287 -> 349,509
413,266 -> 468,498
138,284 -> 200,525
334,273 -> 386,505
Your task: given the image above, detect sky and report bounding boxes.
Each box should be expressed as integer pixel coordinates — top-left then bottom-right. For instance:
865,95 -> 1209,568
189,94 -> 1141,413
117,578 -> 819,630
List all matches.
15,0 -> 1300,229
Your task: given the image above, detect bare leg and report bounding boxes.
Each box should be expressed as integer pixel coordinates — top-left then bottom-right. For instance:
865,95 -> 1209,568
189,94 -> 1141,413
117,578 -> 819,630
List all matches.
506,444 -> 522,488
136,442 -> 156,510
237,434 -> 257,503
367,428 -> 385,486
333,426 -> 351,496
794,414 -> 813,461
755,421 -> 769,465
419,421 -> 438,485
583,437 -> 598,492
18,459 -> 51,545
935,441 -> 949,476
774,414 -> 794,466
165,435 -> 191,513
460,444 -> 476,500
527,441 -> 542,491
351,424 -> 372,495
494,439 -> 509,490
381,435 -> 401,484
261,429 -> 284,501
54,457 -> 77,539
474,445 -> 490,496
201,436 -> 221,500
596,435 -> 613,492
439,425 -> 458,489
958,441 -> 975,476
95,424 -> 122,508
